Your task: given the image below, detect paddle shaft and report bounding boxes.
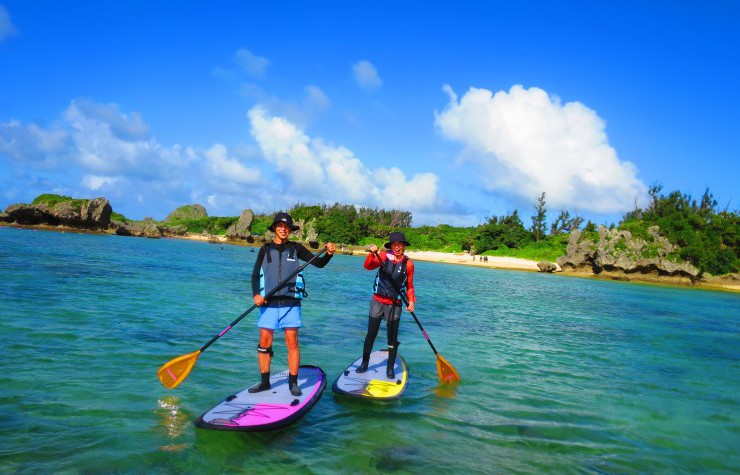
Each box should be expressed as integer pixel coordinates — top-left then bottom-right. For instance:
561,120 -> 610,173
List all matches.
198,247 -> 328,353
372,250 -> 440,356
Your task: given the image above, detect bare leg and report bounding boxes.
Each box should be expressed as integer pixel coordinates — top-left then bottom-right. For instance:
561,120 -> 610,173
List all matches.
258,327 -> 274,373
285,328 -> 300,375
285,328 -> 302,396
249,327 -> 275,393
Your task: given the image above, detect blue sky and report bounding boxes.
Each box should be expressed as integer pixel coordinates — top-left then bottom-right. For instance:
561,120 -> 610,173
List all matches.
1,1 -> 738,227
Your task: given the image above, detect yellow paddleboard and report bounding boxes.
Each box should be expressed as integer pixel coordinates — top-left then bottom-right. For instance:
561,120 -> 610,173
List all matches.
331,349 -> 407,400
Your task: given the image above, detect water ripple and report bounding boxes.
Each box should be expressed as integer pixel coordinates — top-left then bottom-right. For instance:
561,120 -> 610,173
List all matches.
1,227 -> 739,474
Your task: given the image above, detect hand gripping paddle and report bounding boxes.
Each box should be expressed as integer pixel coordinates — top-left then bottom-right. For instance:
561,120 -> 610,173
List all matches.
372,250 -> 460,384
157,248 -> 328,389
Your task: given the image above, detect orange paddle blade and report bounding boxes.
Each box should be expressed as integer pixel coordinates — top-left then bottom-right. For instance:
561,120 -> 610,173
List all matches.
436,354 -> 460,384
157,350 -> 201,389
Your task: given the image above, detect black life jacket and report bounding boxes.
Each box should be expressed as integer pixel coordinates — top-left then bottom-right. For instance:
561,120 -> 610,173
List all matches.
259,242 -> 306,299
373,254 -> 407,300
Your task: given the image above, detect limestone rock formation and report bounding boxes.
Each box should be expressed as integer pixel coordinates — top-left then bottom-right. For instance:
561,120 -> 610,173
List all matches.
115,218 -> 163,238
225,209 -> 254,240
556,226 -> 699,281
4,197 -> 112,230
304,220 -> 319,247
537,261 -> 558,273
161,224 -> 187,236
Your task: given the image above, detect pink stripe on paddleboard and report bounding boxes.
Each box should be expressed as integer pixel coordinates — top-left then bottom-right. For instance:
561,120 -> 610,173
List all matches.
231,376 -> 321,427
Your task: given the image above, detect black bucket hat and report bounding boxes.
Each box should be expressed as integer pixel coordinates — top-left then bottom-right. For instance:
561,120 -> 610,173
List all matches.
268,212 -> 300,232
384,231 -> 411,249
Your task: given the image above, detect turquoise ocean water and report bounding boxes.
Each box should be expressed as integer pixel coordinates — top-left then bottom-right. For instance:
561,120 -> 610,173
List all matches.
1,226 -> 738,474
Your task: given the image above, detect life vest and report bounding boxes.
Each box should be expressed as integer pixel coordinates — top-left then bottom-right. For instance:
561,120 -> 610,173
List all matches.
259,242 -> 306,300
373,254 -> 407,300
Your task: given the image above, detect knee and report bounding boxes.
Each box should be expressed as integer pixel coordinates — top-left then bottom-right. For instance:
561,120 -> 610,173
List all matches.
286,342 -> 299,353
285,333 -> 299,351
258,333 -> 273,347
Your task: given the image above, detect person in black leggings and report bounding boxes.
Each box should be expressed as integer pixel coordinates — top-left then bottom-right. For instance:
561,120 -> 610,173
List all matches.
356,232 -> 416,379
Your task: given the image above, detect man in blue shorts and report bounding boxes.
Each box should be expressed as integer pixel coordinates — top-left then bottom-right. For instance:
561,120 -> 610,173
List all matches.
249,212 -> 336,396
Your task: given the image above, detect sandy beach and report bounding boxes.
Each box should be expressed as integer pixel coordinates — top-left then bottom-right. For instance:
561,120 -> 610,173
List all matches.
173,232 -> 547,271
175,235 -> 740,292
403,250 -> 549,272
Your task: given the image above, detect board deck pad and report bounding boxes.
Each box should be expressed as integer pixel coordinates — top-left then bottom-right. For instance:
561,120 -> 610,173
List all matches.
195,365 -> 326,431
332,349 -> 407,400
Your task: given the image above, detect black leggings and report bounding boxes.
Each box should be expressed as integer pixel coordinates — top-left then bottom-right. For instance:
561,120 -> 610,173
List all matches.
362,316 -> 400,356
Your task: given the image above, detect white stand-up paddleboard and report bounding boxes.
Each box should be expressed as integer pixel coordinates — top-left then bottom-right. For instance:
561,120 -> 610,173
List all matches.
332,349 -> 407,400
195,365 -> 326,431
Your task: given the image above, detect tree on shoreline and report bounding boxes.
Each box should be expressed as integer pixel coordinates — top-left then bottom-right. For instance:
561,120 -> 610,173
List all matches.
550,210 -> 583,236
474,210 -> 531,253
620,186 -> 739,274
9,190 -> 738,275
531,192 -> 547,242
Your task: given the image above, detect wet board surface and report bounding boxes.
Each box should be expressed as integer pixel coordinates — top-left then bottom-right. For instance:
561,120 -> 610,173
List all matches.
195,365 -> 326,431
332,349 -> 407,400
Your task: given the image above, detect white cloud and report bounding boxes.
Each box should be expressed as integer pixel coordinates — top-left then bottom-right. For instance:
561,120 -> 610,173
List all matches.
64,100 -> 191,179
0,100 -> 281,218
248,105 -> 325,195
248,105 -> 439,210
304,85 -> 330,111
372,167 -> 439,210
203,143 -> 261,185
352,60 -> 383,90
235,48 -> 270,77
0,6 -> 18,43
0,120 -> 70,167
2,97 -> 442,221
239,84 -> 330,127
435,85 -> 648,213
70,100 -> 149,140
81,174 -> 122,190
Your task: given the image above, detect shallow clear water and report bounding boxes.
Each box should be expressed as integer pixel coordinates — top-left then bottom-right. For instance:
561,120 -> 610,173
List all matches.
1,227 -> 738,474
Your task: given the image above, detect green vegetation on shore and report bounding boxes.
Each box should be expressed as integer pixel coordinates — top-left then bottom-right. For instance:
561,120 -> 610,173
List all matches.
23,188 -> 739,275
621,186 -> 738,275
32,193 -> 88,211
165,216 -> 238,235
278,189 -> 736,274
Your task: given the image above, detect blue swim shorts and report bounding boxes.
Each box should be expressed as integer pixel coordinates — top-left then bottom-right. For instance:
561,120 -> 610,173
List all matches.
257,305 -> 302,330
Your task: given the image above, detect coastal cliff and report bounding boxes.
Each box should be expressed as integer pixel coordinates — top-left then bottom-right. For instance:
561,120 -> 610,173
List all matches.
2,197 -> 112,230
557,226 -> 700,284
0,197 -> 270,243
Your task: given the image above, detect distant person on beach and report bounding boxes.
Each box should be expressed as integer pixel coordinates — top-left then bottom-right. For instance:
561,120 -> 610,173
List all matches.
357,232 -> 416,379
249,212 -> 336,396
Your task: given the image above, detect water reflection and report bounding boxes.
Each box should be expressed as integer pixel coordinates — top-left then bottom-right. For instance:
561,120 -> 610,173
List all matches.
153,395 -> 192,452
434,383 -> 459,399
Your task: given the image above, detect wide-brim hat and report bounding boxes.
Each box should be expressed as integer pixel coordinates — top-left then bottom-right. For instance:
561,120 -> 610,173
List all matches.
268,212 -> 300,232
384,231 -> 411,249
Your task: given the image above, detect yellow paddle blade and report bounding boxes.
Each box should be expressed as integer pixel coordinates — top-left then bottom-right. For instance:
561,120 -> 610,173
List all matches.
157,350 -> 201,389
436,354 -> 460,384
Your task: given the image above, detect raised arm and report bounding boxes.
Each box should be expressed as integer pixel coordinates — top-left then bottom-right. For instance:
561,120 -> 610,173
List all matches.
296,242 -> 335,267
